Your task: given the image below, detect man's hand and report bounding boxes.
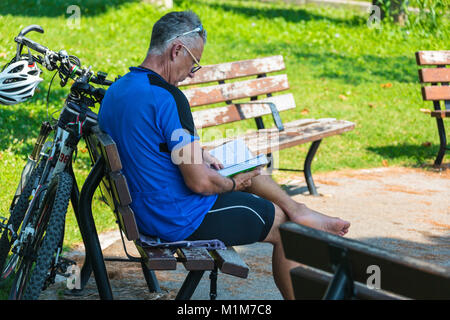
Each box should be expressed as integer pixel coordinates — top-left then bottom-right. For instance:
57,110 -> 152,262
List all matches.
178,141 -> 262,195
202,149 -> 224,170
232,167 -> 262,191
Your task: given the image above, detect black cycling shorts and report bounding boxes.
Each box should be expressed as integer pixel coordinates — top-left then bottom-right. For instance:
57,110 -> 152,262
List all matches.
185,191 -> 275,246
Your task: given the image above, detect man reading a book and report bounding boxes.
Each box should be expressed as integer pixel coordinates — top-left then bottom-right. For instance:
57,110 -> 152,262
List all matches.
98,11 -> 350,300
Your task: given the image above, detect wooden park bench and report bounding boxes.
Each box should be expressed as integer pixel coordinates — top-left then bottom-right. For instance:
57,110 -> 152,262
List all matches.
73,126 -> 249,300
71,55 -> 355,299
279,222 -> 450,300
178,55 -> 355,195
416,50 -> 450,166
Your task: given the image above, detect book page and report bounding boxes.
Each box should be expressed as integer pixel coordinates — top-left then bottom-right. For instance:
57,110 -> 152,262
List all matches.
208,139 -> 268,177
209,139 -> 254,169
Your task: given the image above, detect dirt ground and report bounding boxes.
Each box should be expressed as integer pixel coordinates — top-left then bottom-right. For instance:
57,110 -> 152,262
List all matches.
40,165 -> 450,300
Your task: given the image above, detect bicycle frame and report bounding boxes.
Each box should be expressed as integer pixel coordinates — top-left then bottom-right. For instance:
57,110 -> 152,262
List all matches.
0,24 -> 113,299
3,126 -> 77,280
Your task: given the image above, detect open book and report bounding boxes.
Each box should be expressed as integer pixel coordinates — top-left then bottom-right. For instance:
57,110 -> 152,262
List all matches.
208,139 -> 268,177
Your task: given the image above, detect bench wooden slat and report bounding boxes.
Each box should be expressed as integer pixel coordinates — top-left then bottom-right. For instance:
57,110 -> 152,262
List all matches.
192,93 -> 295,128
178,55 -> 285,86
109,172 -> 132,206
98,176 -> 138,241
183,74 -> 289,107
416,51 -> 450,66
139,247 -> 177,270
290,265 -> 406,300
96,132 -> 122,172
421,86 -> 450,101
202,119 -> 356,155
419,68 -> 450,83
209,247 -> 249,279
176,248 -> 215,271
280,222 -> 450,300
117,205 -> 139,241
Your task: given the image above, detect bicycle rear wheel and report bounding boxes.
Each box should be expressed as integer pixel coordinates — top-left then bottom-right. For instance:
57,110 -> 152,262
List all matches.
8,171 -> 72,300
0,160 -> 45,280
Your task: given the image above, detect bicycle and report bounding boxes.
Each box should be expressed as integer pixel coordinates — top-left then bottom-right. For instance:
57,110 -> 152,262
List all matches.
0,24 -> 113,300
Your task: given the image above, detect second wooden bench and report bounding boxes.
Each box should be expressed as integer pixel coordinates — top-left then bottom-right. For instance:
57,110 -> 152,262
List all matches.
178,55 -> 355,195
416,50 -> 450,166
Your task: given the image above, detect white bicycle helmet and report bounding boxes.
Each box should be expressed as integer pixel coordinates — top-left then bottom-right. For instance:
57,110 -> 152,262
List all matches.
0,59 -> 43,105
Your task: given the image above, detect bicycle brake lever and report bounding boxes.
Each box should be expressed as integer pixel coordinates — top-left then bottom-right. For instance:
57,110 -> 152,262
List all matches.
15,25 -> 45,60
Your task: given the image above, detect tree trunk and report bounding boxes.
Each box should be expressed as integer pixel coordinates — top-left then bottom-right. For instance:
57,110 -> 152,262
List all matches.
372,0 -> 408,24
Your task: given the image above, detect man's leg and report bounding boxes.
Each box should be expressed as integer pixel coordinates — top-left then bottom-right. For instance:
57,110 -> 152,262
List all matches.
186,191 -> 297,299
244,171 -> 350,236
262,203 -> 297,300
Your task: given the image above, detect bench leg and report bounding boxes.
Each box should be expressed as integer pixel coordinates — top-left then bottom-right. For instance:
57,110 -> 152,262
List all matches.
434,117 -> 447,166
323,263 -> 354,300
209,267 -> 218,300
175,270 -> 205,300
304,140 -> 321,196
65,166 -> 94,295
78,158 -> 113,300
141,261 -> 161,293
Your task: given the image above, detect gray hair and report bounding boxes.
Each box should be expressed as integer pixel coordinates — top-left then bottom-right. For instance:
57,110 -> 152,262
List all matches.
148,11 -> 207,55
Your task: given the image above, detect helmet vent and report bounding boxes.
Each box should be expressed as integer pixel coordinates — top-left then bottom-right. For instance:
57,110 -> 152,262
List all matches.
9,64 -> 24,73
2,84 -> 30,93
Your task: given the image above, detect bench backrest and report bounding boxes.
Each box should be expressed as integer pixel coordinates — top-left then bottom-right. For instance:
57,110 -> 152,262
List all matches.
178,55 -> 296,129
83,56 -> 290,241
416,51 -> 450,113
280,222 -> 450,300
83,56 -> 289,242
86,128 -> 139,241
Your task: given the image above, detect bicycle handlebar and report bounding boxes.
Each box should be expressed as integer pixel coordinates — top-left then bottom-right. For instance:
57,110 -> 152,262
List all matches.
14,25 -> 113,87
15,35 -> 48,56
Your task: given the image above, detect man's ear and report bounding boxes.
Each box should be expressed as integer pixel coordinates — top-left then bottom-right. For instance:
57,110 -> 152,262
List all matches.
170,43 -> 183,61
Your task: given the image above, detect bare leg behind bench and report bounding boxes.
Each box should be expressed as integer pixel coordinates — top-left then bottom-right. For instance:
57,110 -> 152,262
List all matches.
244,172 -> 350,236
243,172 -> 351,300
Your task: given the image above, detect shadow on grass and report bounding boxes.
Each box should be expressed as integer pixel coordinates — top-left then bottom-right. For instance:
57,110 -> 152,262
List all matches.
0,107 -> 45,156
194,0 -> 367,28
298,52 -> 418,84
367,143 -> 439,164
0,86 -> 98,160
252,44 -> 419,84
0,103 -> 97,186
0,0 -> 139,17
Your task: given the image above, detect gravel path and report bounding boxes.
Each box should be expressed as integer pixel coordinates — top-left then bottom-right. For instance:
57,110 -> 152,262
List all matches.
40,166 -> 450,300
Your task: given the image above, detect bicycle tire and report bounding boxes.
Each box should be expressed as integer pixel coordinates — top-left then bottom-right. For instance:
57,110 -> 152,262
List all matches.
9,171 -> 72,300
0,160 -> 45,278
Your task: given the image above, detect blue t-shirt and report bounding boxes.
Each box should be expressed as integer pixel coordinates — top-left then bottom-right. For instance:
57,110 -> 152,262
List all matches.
98,67 -> 218,241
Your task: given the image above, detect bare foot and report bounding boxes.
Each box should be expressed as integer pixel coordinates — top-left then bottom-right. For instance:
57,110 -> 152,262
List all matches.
289,204 -> 350,236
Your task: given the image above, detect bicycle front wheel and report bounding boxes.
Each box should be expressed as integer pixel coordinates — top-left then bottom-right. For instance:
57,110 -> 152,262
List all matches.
9,171 -> 72,300
0,160 -> 45,280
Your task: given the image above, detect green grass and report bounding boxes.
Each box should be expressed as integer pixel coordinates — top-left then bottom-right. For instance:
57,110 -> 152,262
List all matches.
0,0 -> 448,251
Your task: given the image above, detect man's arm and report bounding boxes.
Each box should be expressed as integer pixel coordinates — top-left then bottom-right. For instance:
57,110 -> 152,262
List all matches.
175,140 -> 261,195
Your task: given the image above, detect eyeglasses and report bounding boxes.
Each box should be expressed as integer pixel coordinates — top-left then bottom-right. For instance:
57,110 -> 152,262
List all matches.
166,24 -> 207,43
181,44 -> 202,74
